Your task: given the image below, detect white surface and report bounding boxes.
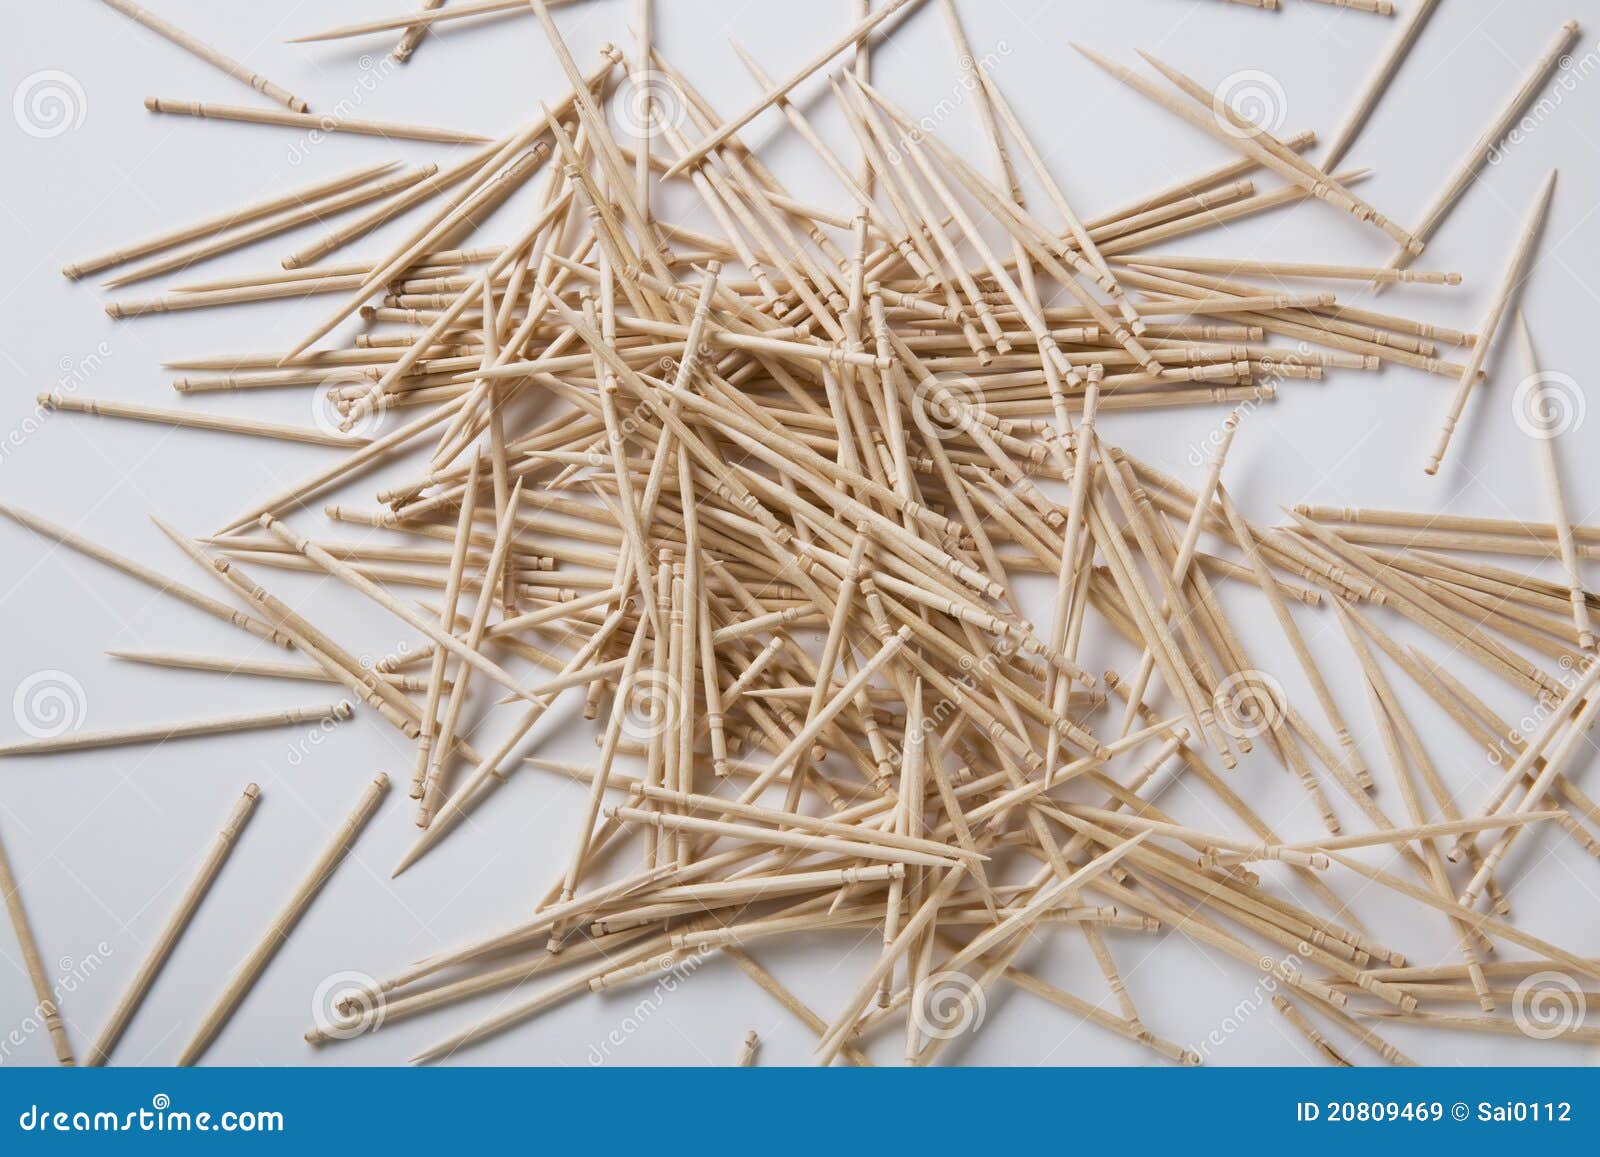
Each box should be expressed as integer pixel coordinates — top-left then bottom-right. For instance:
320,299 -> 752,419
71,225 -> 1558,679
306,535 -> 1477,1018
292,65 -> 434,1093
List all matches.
2,0 -> 1599,1067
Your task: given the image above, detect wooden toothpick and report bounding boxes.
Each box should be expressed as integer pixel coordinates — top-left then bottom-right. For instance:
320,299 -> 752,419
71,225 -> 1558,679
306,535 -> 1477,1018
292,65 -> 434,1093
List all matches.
1425,170 -> 1557,475
178,774 -> 388,1065
659,0 -> 920,178
1320,0 -> 1442,169
737,1029 -> 760,1066
143,97 -> 489,144
20,0 -> 1600,1072
1512,311 -> 1593,652
99,0 -> 308,111
0,821 -> 75,1065
62,161 -> 398,280
0,703 -> 351,757
87,784 -> 262,1065
0,503 -> 291,648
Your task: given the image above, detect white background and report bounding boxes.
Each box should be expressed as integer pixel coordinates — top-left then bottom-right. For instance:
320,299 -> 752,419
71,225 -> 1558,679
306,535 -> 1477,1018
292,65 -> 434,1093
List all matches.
3,0 -> 1600,1067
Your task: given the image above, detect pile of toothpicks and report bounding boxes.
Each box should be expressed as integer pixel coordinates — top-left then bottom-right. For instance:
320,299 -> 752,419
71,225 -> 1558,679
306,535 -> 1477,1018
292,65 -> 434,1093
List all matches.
3,0 -> 1598,1067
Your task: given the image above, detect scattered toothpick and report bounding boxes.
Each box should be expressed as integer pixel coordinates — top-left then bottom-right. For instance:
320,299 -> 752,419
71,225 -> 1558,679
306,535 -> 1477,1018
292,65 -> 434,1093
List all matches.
8,0 -> 1597,1072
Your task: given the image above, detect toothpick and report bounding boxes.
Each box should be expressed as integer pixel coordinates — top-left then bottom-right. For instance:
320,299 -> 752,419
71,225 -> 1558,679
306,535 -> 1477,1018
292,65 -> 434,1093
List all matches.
1074,43 -> 1421,253
0,821 -> 75,1065
107,650 -> 440,692
0,503 -> 290,648
178,774 -> 388,1065
394,0 -> 448,61
62,161 -> 397,280
1378,21 -> 1580,282
1302,0 -> 1393,16
290,0 -> 580,44
1218,485 -> 1370,789
1425,170 -> 1556,475
37,393 -> 373,449
99,0 -> 308,111
1513,311 -> 1593,651
0,702 -> 351,757
1116,254 -> 1459,284
1320,0 -> 1442,169
737,1029 -> 759,1066
258,515 -> 535,703
106,164 -> 440,288
659,0 -> 920,178
419,478 -> 524,825
143,97 -> 489,144
412,458 -> 481,799
87,784 -> 262,1065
